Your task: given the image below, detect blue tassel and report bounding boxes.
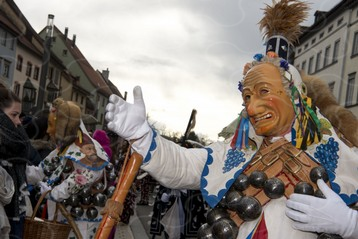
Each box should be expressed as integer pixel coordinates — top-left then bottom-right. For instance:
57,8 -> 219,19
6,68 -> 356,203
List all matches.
235,115 -> 249,150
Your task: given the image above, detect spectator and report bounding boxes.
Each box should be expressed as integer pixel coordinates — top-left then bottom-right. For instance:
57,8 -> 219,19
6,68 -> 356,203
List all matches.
0,86 -> 41,239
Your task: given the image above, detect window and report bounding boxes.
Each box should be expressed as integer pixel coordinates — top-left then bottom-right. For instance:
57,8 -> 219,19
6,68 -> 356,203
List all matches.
26,62 -> 32,77
33,66 -> 40,80
328,82 -> 335,93
319,32 -> 324,39
324,46 -> 331,67
337,17 -> 343,26
333,40 -> 340,63
48,67 -> 54,80
3,60 -> 10,78
345,73 -> 356,106
62,49 -> 68,56
54,69 -> 59,84
16,55 -> 23,71
308,56 -> 314,74
298,48 -> 302,54
9,37 -> 14,50
14,82 -> 20,97
0,28 -> 6,46
316,51 -> 322,71
328,25 -> 333,33
301,60 -> 306,72
352,32 -> 358,56
311,38 -> 316,44
304,43 -> 309,50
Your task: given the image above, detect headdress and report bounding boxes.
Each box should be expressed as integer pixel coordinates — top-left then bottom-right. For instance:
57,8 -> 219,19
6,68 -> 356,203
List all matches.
49,98 -> 81,149
93,129 -> 113,159
234,0 -> 321,150
259,0 -> 310,60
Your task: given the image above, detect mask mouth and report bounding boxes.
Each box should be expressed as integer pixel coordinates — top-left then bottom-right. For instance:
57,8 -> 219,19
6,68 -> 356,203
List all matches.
254,113 -> 272,123
88,154 -> 98,161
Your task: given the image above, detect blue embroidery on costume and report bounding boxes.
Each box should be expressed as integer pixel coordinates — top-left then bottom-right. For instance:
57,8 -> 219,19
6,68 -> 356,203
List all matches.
312,137 -> 358,205
201,147 -> 251,208
314,137 -> 339,172
143,129 -> 157,163
223,149 -> 246,173
75,159 -> 108,171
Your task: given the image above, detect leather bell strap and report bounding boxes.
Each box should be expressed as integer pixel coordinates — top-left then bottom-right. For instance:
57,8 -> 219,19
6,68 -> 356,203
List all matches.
229,138 -> 321,227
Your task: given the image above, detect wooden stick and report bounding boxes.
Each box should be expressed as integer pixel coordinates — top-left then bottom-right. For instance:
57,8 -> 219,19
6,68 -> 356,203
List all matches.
95,152 -> 143,239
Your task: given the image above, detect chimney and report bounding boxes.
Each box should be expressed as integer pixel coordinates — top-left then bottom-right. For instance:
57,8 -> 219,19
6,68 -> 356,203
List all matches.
102,68 -> 110,80
314,11 -> 327,24
64,27 -> 68,39
46,14 -> 54,38
72,34 -> 76,47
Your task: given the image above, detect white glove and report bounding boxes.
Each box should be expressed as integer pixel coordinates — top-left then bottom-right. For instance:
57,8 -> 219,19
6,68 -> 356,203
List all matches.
38,181 -> 52,194
106,86 -> 150,140
286,179 -> 358,239
105,86 -> 152,156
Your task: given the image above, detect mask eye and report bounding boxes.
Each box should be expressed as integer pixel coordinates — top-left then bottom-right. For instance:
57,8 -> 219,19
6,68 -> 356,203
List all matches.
243,94 -> 251,104
259,88 -> 269,95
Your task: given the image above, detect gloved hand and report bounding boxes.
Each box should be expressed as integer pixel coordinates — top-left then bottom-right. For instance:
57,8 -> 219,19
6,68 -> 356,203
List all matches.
105,86 -> 150,141
286,179 -> 358,239
105,86 -> 152,156
38,181 -> 52,194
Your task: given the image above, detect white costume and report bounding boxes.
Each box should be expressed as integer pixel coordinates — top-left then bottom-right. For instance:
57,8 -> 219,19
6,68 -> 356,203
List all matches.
137,107 -> 358,239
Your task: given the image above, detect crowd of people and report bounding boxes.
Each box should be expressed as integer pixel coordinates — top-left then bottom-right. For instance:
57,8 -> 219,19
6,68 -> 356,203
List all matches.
1,84 -> 193,239
0,85 -> 144,239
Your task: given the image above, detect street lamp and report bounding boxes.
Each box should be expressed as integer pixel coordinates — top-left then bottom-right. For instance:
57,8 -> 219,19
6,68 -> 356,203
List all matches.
36,14 -> 54,114
22,78 -> 36,114
45,80 -> 59,104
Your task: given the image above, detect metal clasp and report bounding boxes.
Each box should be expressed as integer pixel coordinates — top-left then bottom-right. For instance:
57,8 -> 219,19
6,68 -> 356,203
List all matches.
283,157 -> 302,174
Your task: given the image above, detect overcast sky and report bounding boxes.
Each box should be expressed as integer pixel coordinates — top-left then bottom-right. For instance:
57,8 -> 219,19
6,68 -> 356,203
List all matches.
15,0 -> 341,141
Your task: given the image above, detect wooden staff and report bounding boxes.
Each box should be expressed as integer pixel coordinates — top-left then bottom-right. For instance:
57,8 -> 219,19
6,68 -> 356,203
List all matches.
95,150 -> 143,239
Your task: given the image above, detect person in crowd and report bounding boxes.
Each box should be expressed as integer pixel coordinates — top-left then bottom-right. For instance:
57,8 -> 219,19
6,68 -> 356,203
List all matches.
0,86 -> 42,239
0,165 -> 14,239
137,171 -> 151,206
23,114 -> 56,218
150,140 -> 207,239
26,98 -> 115,239
93,129 -> 113,160
92,129 -> 118,239
104,1 -> 358,238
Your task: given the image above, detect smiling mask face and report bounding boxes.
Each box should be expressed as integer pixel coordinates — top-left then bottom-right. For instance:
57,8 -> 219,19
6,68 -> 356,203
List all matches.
242,63 -> 295,137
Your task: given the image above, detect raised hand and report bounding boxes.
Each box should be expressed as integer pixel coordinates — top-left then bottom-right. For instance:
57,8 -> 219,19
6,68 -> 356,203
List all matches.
286,179 -> 358,239
105,86 -> 150,141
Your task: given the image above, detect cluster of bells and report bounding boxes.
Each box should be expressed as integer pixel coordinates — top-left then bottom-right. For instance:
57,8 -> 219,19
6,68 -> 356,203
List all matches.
196,166 -> 341,239
35,157 -> 123,220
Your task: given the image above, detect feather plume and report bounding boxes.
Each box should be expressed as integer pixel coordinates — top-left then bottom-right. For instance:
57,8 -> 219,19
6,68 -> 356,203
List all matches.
259,0 -> 310,44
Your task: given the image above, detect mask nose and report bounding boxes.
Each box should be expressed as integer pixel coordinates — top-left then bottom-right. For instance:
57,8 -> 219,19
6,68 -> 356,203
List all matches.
246,95 -> 265,117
